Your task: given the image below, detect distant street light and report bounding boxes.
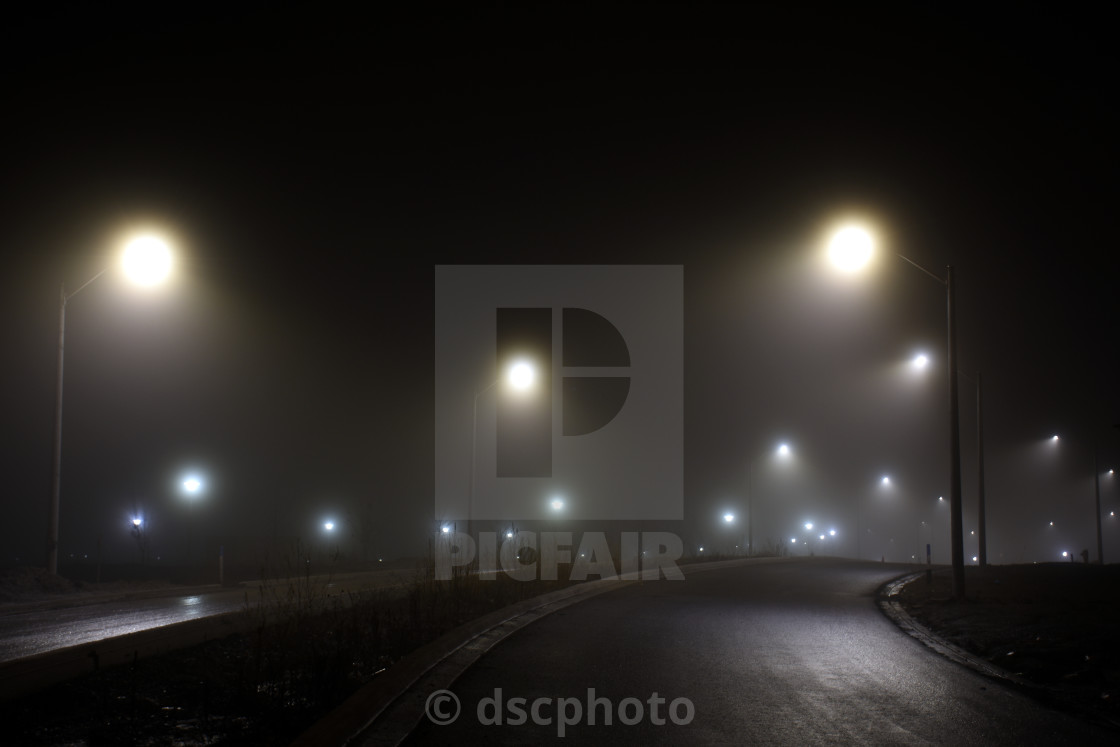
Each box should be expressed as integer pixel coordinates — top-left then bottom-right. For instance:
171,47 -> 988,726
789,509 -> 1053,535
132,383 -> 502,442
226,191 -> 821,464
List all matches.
1047,433 -> 1108,564
130,516 -> 147,562
550,497 -> 564,511
723,513 -> 735,523
828,222 -> 965,599
324,521 -> 335,532
180,472 -> 206,500
48,232 -> 175,576
911,353 -> 930,370
746,441 -> 794,556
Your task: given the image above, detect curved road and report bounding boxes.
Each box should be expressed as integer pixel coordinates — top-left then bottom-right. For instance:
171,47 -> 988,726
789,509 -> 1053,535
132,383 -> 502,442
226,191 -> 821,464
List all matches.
401,558 -> 1113,745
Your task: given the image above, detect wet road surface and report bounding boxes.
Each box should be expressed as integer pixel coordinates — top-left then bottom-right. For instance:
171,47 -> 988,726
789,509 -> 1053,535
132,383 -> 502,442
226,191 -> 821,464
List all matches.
402,558 -> 1115,745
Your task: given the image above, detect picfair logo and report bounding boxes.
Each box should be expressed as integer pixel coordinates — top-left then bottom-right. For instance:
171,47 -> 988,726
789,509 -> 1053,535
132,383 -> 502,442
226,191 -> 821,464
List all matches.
435,266 -> 682,522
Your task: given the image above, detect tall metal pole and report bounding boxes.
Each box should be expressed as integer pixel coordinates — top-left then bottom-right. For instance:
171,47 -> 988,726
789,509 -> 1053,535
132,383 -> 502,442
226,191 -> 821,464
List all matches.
977,372 -> 987,567
469,380 -> 498,543
1095,446 -> 1104,564
47,283 -> 66,576
469,390 -> 480,542
947,266 -> 965,598
746,459 -> 753,556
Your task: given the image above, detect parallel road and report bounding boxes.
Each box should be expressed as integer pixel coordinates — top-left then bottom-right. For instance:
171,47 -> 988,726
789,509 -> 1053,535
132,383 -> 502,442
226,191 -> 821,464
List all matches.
0,567 -> 417,698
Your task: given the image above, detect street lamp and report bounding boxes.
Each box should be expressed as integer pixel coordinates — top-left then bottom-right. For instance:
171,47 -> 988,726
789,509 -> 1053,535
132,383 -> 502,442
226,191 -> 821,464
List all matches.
746,440 -> 794,557
179,471 -> 206,500
1048,433 -> 1108,564
47,232 -> 175,576
468,358 -> 538,539
828,223 -> 966,599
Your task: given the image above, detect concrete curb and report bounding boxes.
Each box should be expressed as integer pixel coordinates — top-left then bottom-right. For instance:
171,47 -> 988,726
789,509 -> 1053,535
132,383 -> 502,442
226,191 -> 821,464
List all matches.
877,572 -> 1032,687
876,572 -> 1120,734
289,575 -> 638,746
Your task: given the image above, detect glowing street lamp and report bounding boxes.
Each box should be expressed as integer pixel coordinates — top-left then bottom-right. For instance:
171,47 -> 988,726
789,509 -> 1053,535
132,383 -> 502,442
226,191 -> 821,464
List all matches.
1048,433 -> 1109,564
828,221 -> 965,599
121,235 -> 173,286
468,358 -> 539,538
180,471 -> 206,501
723,513 -> 735,524
48,231 -> 175,576
746,440 -> 795,557
827,225 -> 874,273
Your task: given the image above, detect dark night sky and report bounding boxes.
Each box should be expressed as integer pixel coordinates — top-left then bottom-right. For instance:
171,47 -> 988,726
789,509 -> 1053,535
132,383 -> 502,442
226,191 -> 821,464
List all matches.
1,4 -> 1116,568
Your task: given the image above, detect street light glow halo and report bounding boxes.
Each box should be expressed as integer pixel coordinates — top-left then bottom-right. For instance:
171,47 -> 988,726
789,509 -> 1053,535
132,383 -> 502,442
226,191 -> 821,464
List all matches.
827,224 -> 875,273
121,234 -> 173,286
506,359 -> 537,391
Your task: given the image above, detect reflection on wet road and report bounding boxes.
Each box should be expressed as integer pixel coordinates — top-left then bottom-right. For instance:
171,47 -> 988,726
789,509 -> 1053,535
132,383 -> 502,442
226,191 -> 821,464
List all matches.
0,568 -> 417,662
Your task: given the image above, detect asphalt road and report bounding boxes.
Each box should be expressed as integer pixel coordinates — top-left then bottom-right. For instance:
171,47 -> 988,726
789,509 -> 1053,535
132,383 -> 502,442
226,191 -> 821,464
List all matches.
0,568 -> 416,664
402,557 -> 1114,745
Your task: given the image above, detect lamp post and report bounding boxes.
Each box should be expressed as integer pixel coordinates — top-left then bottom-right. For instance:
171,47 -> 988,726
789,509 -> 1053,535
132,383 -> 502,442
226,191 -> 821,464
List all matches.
47,234 -> 173,576
828,225 -> 966,599
468,359 -> 537,539
958,371 -> 987,566
1050,433 -> 1108,564
746,441 -> 793,557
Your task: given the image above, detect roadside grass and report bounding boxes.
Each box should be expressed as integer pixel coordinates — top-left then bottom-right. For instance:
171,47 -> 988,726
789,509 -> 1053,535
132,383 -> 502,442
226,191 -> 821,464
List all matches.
8,548 -> 579,745
896,563 -> 1120,726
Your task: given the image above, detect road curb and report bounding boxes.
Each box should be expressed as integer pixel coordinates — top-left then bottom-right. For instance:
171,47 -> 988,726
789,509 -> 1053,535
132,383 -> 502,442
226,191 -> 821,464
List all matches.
881,572 -> 1120,734
877,572 -> 1032,687
290,575 -> 639,746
